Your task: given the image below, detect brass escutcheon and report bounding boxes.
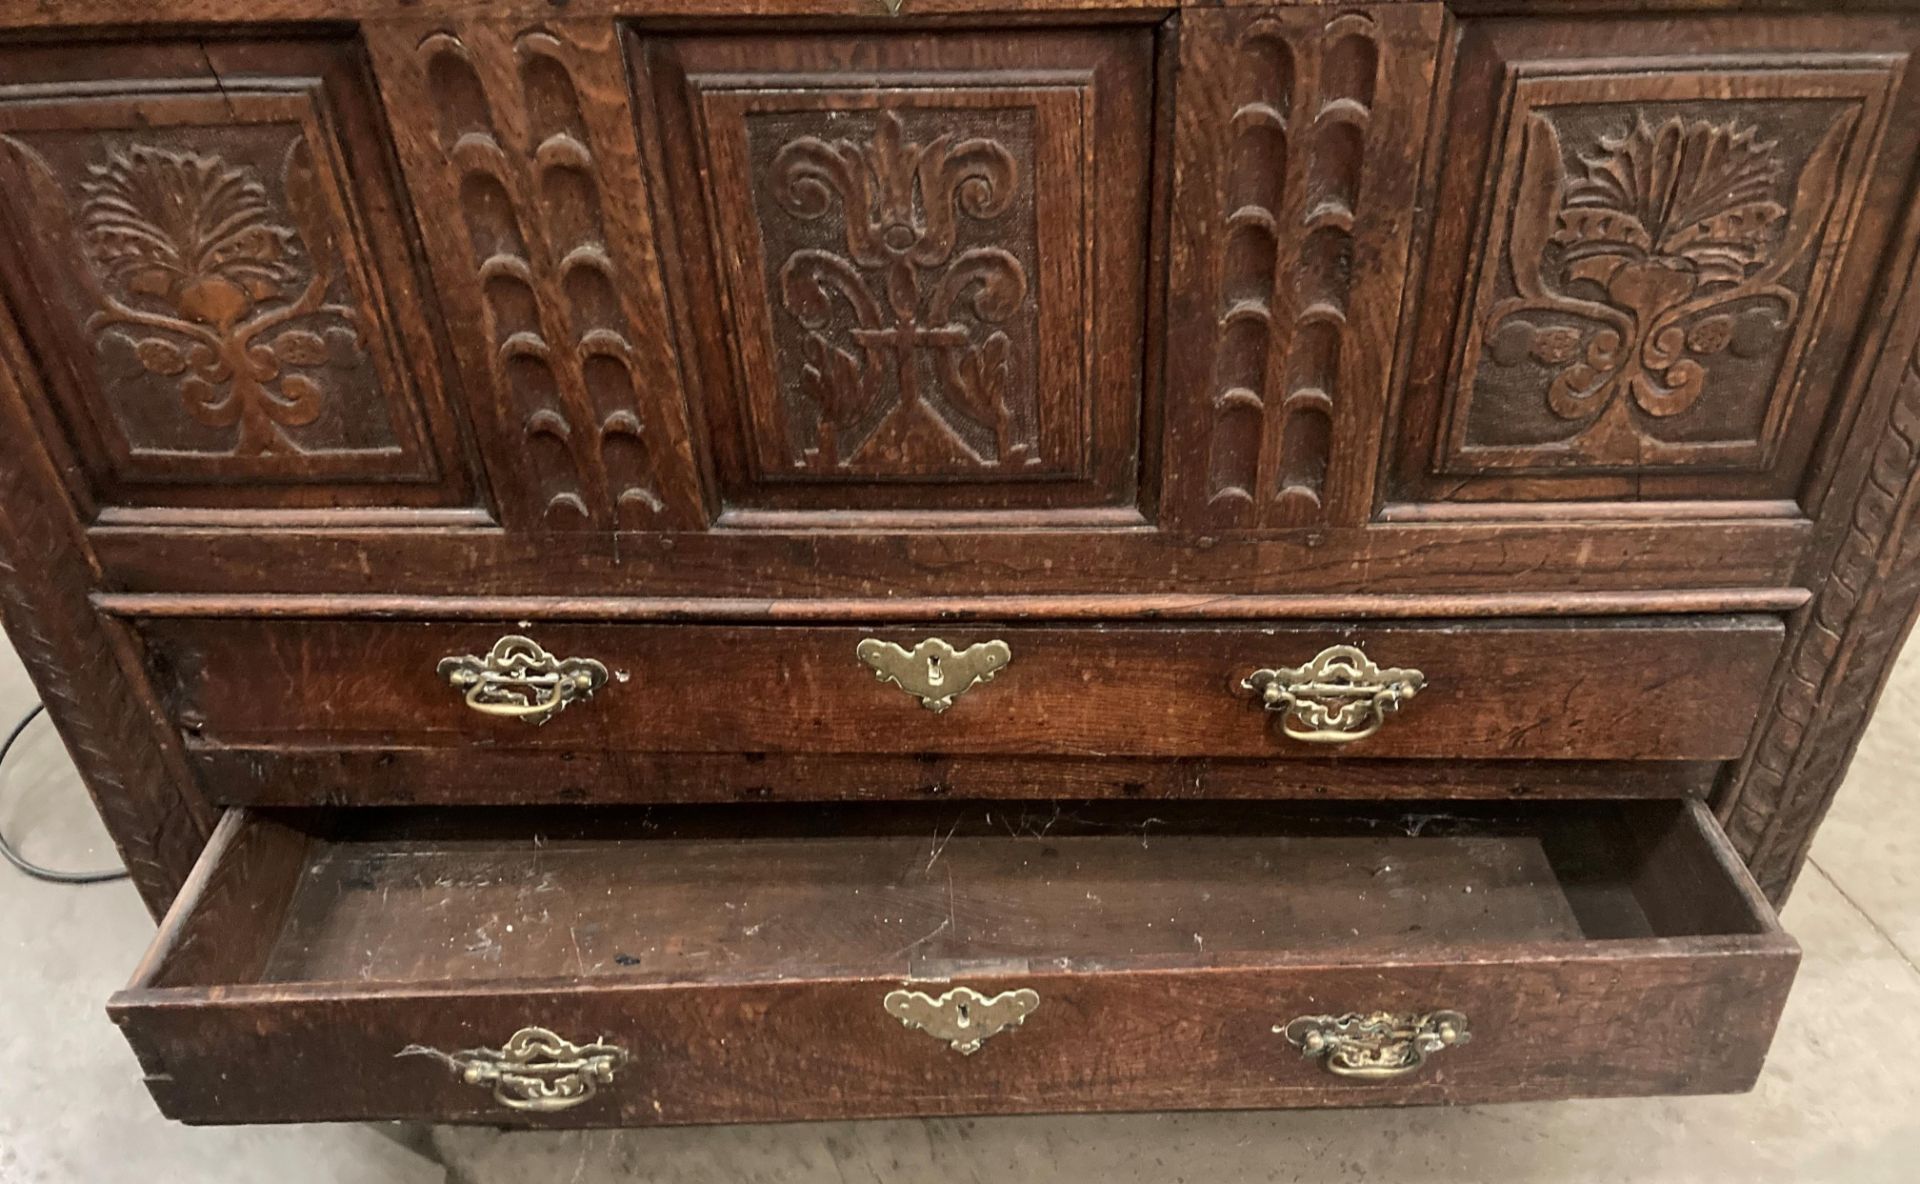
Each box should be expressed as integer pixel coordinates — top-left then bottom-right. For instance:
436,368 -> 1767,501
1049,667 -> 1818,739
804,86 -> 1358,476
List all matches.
884,986 -> 1039,1054
1243,644 -> 1425,743
857,638 -> 1011,713
437,635 -> 608,726
404,1026 -> 629,1113
1278,1010 -> 1470,1080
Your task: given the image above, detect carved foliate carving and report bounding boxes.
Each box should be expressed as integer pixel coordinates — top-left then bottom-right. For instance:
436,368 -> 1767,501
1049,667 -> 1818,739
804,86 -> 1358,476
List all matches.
75,143 -> 363,457
768,111 -> 1035,473
1462,108 -> 1855,467
1443,70 -> 1884,476
1391,21 -> 1916,507
731,98 -> 1063,489
0,45 -> 472,512
0,123 -> 404,464
644,27 -> 1151,517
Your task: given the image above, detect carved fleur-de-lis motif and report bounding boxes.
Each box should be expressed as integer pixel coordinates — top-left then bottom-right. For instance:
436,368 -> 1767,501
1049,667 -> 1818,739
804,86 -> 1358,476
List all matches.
770,111 -> 1032,470
74,143 -> 361,457
1483,112 -> 1854,459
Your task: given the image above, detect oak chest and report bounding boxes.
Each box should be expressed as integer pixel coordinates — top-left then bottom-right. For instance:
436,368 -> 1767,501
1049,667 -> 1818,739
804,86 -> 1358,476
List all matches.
1,0 -> 1917,1127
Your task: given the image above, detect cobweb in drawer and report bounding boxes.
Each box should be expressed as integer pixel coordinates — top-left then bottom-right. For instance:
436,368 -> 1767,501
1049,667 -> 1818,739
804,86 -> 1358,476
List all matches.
256,827 -> 1631,985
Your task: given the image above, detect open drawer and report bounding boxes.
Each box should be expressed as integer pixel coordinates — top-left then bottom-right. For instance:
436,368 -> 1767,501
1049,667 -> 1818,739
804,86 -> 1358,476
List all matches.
111,799 -> 1798,1126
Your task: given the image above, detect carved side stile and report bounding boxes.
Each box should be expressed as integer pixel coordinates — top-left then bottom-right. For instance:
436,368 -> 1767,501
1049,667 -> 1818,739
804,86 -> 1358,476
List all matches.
0,313 -> 214,914
1721,326 -> 1920,901
368,20 -> 703,530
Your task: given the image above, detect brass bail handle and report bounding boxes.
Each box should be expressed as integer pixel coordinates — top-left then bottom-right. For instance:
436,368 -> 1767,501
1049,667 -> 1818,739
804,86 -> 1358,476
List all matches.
403,1026 -> 629,1114
1279,1010 -> 1470,1080
1243,644 -> 1425,744
437,635 -> 609,726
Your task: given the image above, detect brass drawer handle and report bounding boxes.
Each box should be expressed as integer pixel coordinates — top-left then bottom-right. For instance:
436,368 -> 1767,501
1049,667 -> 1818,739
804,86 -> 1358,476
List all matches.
884,986 -> 1039,1054
405,1026 -> 629,1113
437,635 -> 608,726
857,637 -> 1011,713
1279,1010 -> 1470,1081
1243,645 -> 1424,743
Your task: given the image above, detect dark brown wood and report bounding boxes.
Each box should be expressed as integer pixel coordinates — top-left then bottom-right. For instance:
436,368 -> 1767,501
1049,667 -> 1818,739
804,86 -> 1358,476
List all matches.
1164,5 -> 1440,528
139,616 -> 1782,769
1389,11 -> 1920,510
636,24 -> 1155,521
0,36 -> 480,518
5,0 -> 1913,33
125,809 -> 311,991
0,0 -> 1912,1126
82,517 -> 1813,598
189,750 -> 1720,808
110,800 -> 1797,1125
1719,179 -> 1920,902
0,290 -> 214,915
91,588 -> 1816,621
365,19 -> 706,531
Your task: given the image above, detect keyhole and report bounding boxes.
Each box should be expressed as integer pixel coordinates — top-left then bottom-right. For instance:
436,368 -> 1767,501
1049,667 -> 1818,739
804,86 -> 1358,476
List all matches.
956,1001 -> 972,1028
926,654 -> 945,686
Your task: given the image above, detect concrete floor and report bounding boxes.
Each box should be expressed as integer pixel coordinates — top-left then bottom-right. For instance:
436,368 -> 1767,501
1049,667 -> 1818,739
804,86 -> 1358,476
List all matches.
2,638 -> 1918,1184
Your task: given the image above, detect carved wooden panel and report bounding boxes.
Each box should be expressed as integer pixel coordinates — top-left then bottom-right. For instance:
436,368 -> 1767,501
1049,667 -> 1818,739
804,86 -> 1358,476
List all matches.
1391,16 -> 1920,508
367,20 -> 706,531
733,102 -> 1055,479
1163,6 -> 1440,530
0,39 -> 475,516
636,27 -> 1153,519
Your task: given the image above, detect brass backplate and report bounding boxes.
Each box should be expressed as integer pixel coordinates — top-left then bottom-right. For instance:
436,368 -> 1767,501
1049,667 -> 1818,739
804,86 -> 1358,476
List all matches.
883,986 -> 1039,1054
436,635 -> 608,726
1243,644 -> 1425,743
857,638 -> 1011,712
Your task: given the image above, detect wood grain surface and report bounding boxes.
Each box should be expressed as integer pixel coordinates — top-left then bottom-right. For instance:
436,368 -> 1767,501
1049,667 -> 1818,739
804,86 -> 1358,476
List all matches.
111,800 -> 1796,1125
140,616 -> 1784,768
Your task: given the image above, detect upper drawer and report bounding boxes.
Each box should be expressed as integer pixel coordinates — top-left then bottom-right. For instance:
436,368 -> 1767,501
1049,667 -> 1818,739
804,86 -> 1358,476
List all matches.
140,615 -> 1783,773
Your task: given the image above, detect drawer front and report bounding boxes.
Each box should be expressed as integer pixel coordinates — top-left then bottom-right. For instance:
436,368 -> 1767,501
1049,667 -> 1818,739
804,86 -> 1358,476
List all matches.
111,801 -> 1798,1125
141,615 -> 1784,762
119,952 -> 1794,1125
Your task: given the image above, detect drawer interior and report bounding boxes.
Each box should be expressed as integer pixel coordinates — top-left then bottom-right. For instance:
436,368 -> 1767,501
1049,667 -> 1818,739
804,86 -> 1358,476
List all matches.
139,800 -> 1780,993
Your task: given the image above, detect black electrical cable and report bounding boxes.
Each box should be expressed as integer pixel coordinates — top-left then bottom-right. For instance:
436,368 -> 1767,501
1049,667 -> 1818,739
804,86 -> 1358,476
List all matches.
0,703 -> 128,884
